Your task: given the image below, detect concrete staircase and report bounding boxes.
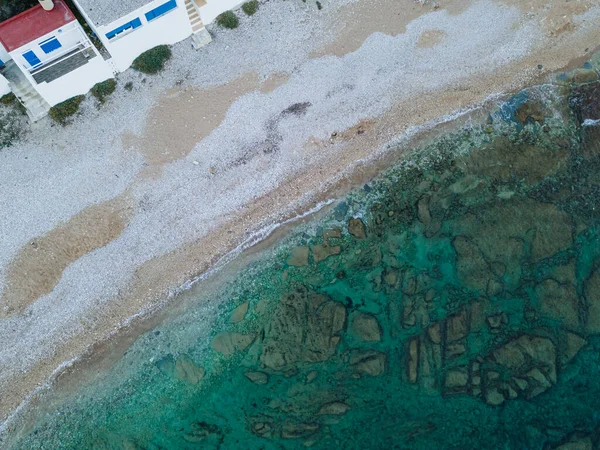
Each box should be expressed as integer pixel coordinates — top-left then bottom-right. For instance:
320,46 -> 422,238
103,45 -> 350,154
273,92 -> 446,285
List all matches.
185,0 -> 212,50
1,61 -> 50,122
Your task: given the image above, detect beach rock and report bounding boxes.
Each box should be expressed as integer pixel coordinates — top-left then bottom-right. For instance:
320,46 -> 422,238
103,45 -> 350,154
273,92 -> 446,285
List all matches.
288,246 -> 309,267
349,311 -> 382,342
348,218 -> 367,239
350,349 -> 386,376
211,332 -> 255,356
245,371 -> 269,385
230,301 -> 249,323
584,269 -> 600,332
260,288 -> 346,370
318,402 -> 350,416
175,354 -> 205,385
312,244 -> 341,263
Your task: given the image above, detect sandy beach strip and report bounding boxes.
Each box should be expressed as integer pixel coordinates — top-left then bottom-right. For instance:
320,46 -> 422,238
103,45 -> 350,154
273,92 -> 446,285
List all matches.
1,0 -> 599,429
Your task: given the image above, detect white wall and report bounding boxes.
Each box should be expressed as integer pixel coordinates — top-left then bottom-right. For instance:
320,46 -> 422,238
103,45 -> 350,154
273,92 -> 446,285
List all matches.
35,54 -> 113,106
198,0 -> 245,25
0,43 -> 10,65
0,76 -> 10,96
96,0 -> 192,72
0,42 -> 12,95
12,22 -> 86,71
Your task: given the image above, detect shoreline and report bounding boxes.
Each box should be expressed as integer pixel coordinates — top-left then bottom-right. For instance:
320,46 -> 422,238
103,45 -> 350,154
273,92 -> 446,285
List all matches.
1,0 -> 600,439
0,73 -> 582,440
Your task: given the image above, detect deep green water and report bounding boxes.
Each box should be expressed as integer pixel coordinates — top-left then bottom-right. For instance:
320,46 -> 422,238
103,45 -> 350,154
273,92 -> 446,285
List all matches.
6,64 -> 600,449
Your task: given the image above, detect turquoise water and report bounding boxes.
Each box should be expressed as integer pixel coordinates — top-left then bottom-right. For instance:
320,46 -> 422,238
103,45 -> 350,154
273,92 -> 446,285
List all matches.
6,66 -> 600,449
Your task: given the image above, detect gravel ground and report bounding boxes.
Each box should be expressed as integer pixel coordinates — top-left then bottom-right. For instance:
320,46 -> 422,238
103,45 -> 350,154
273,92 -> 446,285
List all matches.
1,0 -> 599,429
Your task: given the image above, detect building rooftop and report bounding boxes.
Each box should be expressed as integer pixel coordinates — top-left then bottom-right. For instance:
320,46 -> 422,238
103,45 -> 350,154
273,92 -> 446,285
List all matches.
74,0 -> 153,26
0,0 -> 77,52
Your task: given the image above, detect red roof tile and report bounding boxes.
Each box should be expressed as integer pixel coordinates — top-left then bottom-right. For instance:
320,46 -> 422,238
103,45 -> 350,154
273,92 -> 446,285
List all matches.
0,0 -> 77,52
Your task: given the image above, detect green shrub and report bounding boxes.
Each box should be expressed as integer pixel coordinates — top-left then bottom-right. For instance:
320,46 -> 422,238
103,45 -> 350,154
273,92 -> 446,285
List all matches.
0,92 -> 17,105
124,81 -> 134,91
131,45 -> 172,74
242,0 -> 258,16
90,78 -> 116,104
49,95 -> 85,125
216,10 -> 239,29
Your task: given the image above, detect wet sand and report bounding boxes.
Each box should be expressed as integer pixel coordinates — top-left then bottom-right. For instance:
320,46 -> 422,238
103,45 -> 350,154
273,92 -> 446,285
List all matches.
1,0 -> 600,433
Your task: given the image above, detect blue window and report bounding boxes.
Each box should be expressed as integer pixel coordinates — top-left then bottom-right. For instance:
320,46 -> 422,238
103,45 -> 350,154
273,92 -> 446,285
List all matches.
39,36 -> 62,54
105,18 -> 142,40
22,50 -> 41,67
145,0 -> 177,22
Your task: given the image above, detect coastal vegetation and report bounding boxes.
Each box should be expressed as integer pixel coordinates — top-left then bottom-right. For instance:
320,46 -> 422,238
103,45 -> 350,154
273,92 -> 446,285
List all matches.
49,95 -> 85,125
242,0 -> 259,16
216,10 -> 239,29
90,79 -> 117,104
132,45 -> 172,75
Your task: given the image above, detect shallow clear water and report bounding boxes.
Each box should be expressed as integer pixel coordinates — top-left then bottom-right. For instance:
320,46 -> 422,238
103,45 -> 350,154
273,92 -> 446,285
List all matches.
6,65 -> 600,449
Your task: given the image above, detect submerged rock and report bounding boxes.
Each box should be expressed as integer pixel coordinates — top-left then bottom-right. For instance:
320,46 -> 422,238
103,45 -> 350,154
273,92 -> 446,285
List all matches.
350,349 -> 386,376
584,269 -> 600,332
318,402 -> 350,416
245,370 -> 269,385
230,301 -> 249,323
349,311 -> 382,342
282,422 -> 320,439
348,218 -> 367,239
211,332 -> 255,356
260,288 -> 346,370
288,246 -> 310,267
312,244 -> 341,263
175,354 -> 205,385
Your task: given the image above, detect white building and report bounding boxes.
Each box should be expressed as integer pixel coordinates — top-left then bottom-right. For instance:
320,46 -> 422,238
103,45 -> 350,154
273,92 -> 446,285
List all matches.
0,0 -> 246,120
0,0 -> 113,120
70,0 -> 245,72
